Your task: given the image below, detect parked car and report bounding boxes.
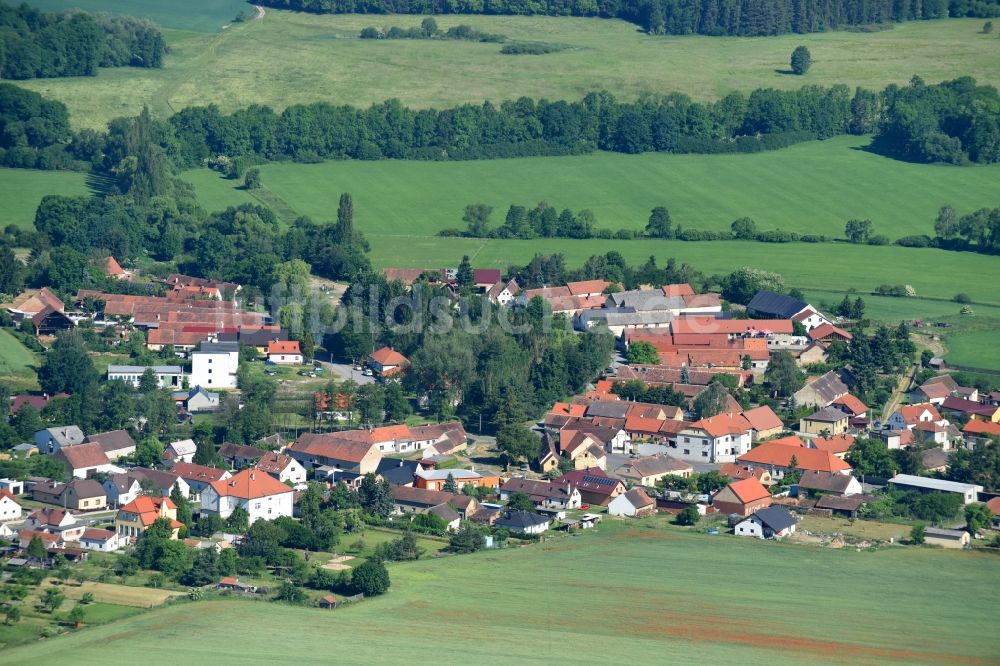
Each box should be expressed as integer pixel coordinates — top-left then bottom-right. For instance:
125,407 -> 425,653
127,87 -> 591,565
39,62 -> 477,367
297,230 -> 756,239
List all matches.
353,364 -> 363,371
362,368 -> 373,376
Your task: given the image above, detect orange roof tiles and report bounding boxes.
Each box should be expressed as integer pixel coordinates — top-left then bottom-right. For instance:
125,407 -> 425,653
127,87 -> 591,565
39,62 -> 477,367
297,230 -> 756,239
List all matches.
963,420 -> 1000,437
268,340 -> 301,355
209,469 -> 294,500
741,406 -> 784,432
811,434 -> 855,455
118,496 -> 177,527
661,283 -> 695,297
831,394 -> 868,416
809,323 -> 853,342
738,439 -> 851,474
567,280 -> 610,296
726,477 -> 771,503
369,347 -> 409,366
671,317 -> 794,336
687,413 -> 752,438
895,403 -> 942,425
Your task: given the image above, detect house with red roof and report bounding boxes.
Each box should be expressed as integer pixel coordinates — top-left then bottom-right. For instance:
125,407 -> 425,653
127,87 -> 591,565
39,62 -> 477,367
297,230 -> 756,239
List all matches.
254,452 -> 307,485
367,346 -> 409,378
962,420 -> 1000,447
114,496 -> 182,543
808,323 -> 853,344
809,434 -> 855,460
712,478 -> 773,517
558,468 -> 626,506
169,462 -> 232,502
200,469 -> 294,524
741,406 -> 784,441
0,489 -> 23,522
675,413 -> 753,463
887,403 -> 947,431
267,340 -> 303,365
719,463 -> 774,486
830,393 -> 868,419
737,437 -> 852,478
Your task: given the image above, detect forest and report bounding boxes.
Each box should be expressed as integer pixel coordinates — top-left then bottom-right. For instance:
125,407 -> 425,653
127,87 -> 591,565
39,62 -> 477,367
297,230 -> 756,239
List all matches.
258,0 -> 1000,36
0,1 -> 165,80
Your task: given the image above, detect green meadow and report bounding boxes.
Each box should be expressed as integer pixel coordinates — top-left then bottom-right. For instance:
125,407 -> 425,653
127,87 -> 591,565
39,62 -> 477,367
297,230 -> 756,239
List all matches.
16,9 -> 1000,129
0,168 -> 90,230
2,522 -> 997,665
0,329 -> 39,391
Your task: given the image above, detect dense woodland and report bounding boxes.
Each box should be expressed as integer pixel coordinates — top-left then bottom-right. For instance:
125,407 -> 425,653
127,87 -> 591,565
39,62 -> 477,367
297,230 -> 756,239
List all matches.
258,0 -> 1000,35
0,2 -> 166,80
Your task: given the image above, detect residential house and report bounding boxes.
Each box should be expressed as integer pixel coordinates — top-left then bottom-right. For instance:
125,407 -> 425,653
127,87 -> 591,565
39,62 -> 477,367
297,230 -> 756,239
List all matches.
830,394 -> 868,419
719,463 -> 774,486
115,496 -> 181,543
741,406 -> 785,441
881,429 -> 914,450
1,287 -> 64,323
286,433 -> 382,475
941,397 -> 1000,423
737,437 -> 852,478
163,439 -> 197,464
815,495 -> 868,519
101,474 -> 143,508
808,323 -> 852,344
499,477 -> 581,510
712,478 -> 773,517
796,471 -> 863,497
887,403 -> 946,431
190,340 -> 240,389
734,506 -> 797,539
793,370 -> 850,408
559,468 -> 626,506
414,468 -> 500,492
486,278 -> 520,306
613,455 -> 692,487
34,426 -> 86,454
747,291 -> 830,331
85,430 -> 136,461
0,478 -> 24,496
200,469 -> 295,524
536,435 -> 560,475
367,347 -> 410,379
33,479 -> 106,511
129,468 -> 189,499
9,393 -> 67,415
809,434 -> 855,460
19,529 -> 63,551
181,386 -> 221,413
254,452 -> 307,485
607,488 -> 657,517
924,527 -> 970,549
169,462 -> 232,502
79,528 -> 119,552
962,420 -> 1000,448
54,443 -> 117,479
908,375 -> 975,406
674,413 -> 753,463
31,306 -> 74,336
427,503 -> 461,531
390,486 -> 479,519
0,490 -> 22,522
375,458 -> 423,487
913,420 -> 962,448
921,448 -> 951,473
25,507 -> 84,541
559,430 -> 610,470
218,443 -> 267,469
887,474 -> 982,504
494,510 -> 551,535
107,365 -> 184,389
799,407 -> 850,436
267,340 -> 303,365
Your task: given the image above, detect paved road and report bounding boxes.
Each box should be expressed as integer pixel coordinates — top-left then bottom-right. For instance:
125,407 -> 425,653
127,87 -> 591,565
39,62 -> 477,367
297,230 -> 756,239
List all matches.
312,352 -> 374,385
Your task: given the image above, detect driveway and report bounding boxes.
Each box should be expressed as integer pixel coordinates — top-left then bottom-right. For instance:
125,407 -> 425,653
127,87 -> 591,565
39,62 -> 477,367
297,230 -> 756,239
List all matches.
313,352 -> 374,385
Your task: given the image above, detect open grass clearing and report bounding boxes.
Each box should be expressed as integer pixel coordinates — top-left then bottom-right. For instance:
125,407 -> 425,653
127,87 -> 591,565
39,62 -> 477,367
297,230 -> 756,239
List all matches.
14,10 -> 1000,129
2,521 -> 997,664
0,329 -> 39,392
941,322 -> 1000,372
62,581 -> 185,607
0,168 -> 90,230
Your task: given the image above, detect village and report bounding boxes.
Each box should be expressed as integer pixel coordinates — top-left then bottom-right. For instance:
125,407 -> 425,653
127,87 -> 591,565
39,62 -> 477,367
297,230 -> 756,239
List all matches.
0,258 -> 998,643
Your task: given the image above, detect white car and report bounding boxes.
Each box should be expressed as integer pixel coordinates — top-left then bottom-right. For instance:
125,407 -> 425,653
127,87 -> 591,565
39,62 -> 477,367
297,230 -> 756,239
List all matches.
362,368 -> 374,376
353,364 -> 363,371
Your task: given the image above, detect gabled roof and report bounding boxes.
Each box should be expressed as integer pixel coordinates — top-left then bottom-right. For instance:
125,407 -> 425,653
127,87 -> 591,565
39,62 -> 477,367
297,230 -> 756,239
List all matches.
567,279 -> 611,296
495,510 -> 550,529
615,455 -> 692,479
685,413 -> 752,438
804,407 -> 850,423
218,442 -> 266,461
747,291 -> 807,319
810,434 -> 855,455
166,439 -> 197,456
28,507 -> 72,527
815,495 -> 867,512
369,346 -> 409,366
808,323 -> 852,341
268,340 -> 301,355
209,469 -> 293,500
722,477 -> 771,504
117,496 -> 177,527
741,406 -> 783,432
894,403 -> 942,425
963,420 -> 1000,437
428,503 -> 461,523
797,470 -> 857,493
170,462 -> 230,484
86,429 -> 136,454
81,527 -> 116,542
795,371 -> 849,406
289,433 -> 377,463
130,467 -> 183,492
104,256 -> 125,276
749,505 -> 796,532
738,439 -> 852,474
391,485 -> 455,507
254,452 -> 299,475
619,487 -> 655,509
661,283 -> 695,297
56,442 -> 110,470
831,394 -> 867,416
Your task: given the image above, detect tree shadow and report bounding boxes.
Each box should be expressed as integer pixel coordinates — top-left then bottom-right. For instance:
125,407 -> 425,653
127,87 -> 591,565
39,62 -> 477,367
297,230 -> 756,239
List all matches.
84,172 -> 114,197
774,69 -> 797,76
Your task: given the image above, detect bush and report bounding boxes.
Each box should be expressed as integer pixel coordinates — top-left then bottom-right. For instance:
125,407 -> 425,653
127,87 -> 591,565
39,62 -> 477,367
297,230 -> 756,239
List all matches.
676,506 -> 700,526
953,293 -> 972,304
351,558 -> 390,597
895,234 -> 932,248
500,42 -> 566,55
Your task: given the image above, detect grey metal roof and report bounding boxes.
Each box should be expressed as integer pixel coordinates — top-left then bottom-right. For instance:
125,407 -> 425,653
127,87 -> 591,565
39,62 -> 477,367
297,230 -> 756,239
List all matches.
925,527 -> 967,538
195,341 -> 240,354
495,511 -> 550,529
578,308 -> 673,327
608,289 -> 684,312
805,407 -> 850,423
747,291 -> 807,319
107,365 -> 183,374
750,505 -> 796,532
888,474 -> 981,494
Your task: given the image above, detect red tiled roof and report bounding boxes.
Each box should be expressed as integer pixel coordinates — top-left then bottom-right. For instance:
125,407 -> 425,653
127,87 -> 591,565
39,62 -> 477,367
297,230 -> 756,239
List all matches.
268,340 -> 301,355
895,403 -> 942,425
831,394 -> 867,416
170,462 -> 230,484
567,280 -> 610,296
741,406 -> 783,432
254,452 -> 297,475
738,439 -> 851,473
81,528 -> 115,542
56,442 -> 109,470
104,257 -> 124,276
661,283 -> 695,297
686,413 -> 752,438
671,316 -> 793,336
987,497 -> 1000,516
808,323 -> 853,342
811,434 -> 855,455
725,477 -> 771,504
369,347 -> 409,366
963,420 -> 1000,437
118,496 -> 177,527
209,469 -> 293,500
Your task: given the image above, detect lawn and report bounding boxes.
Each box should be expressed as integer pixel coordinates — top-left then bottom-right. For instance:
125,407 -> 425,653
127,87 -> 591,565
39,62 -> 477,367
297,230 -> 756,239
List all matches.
185,136 -> 1000,240
0,168 -> 89,230
14,10 -> 1000,129
0,329 -> 39,391
942,323 -> 1000,372
2,522 -> 997,664
23,0 -> 250,32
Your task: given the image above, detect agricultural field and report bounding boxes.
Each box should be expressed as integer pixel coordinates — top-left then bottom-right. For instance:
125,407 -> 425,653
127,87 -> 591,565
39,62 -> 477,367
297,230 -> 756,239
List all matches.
941,323 -> 1000,372
15,8 -> 1000,130
0,329 -> 39,391
0,168 -> 90,230
3,522 -> 997,664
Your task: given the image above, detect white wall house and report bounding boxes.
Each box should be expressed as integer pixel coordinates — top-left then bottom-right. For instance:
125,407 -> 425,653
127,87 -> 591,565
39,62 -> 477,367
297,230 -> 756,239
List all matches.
190,341 -> 240,389
673,418 -> 752,463
0,491 -> 22,521
107,365 -> 183,389
200,469 -> 294,524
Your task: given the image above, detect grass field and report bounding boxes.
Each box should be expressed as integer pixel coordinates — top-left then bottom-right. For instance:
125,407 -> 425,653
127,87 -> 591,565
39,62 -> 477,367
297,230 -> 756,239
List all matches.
0,329 -> 39,391
942,323 -> 1000,372
0,168 -> 90,230
23,0 -> 249,32
183,136 -> 1000,240
2,522 -> 997,664
15,10 -> 1000,129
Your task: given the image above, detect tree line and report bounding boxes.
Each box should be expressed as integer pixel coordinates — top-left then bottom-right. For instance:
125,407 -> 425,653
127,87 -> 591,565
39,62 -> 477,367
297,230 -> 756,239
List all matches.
256,0 -> 996,36
0,1 -> 165,80
361,16 -> 506,40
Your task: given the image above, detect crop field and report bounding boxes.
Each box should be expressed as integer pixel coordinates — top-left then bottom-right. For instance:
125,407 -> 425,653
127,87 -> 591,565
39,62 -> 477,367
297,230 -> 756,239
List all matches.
15,8 -> 1000,129
0,168 -> 90,230
3,522 -> 997,664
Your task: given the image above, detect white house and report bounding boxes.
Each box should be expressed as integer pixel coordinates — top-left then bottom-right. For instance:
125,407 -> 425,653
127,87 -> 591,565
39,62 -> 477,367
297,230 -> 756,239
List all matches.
254,452 -> 307,485
200,469 -> 294,524
190,340 -> 240,389
494,510 -> 551,535
78,528 -> 119,552
607,488 -> 657,517
674,414 -> 752,463
163,439 -> 198,464
735,506 -> 797,539
267,340 -> 303,365
107,365 -> 183,389
53,442 -> 120,479
185,386 -> 220,413
887,403 -> 947,431
102,474 -> 143,508
486,279 -> 520,306
0,490 -> 23,522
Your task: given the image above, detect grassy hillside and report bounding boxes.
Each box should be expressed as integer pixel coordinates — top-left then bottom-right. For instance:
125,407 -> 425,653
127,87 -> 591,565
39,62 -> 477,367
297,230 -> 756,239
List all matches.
0,329 -> 39,391
23,0 -> 249,32
184,136 -> 1000,239
16,11 -> 1000,129
2,522 -> 996,664
0,168 -> 90,230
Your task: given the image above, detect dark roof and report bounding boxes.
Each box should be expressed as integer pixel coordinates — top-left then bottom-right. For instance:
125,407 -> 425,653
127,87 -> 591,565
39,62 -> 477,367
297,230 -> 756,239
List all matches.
376,458 -> 421,486
747,291 -> 806,319
495,511 -> 550,529
428,503 -> 460,523
239,328 -> 288,347
584,400 -> 631,419
804,407 -> 850,423
86,429 -> 136,454
797,471 -> 856,494
750,505 -> 796,532
218,442 -> 266,462
815,495 -> 867,512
